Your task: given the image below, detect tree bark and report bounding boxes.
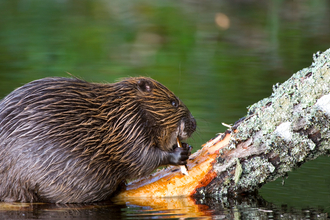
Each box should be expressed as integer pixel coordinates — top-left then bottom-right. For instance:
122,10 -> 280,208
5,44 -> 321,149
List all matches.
115,48 -> 330,200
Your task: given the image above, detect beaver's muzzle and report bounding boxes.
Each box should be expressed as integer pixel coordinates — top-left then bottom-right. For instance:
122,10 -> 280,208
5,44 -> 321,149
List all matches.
179,114 -> 196,140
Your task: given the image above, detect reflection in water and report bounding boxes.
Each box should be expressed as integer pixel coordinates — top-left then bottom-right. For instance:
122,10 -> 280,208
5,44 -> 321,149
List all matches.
0,195 -> 327,220
0,202 -> 124,219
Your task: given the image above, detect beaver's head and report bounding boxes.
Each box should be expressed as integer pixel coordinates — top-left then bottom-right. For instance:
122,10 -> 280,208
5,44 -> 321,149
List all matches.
114,77 -> 196,151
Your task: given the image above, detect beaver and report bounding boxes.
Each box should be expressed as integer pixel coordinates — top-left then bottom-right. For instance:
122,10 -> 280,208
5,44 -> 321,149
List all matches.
0,77 -> 196,203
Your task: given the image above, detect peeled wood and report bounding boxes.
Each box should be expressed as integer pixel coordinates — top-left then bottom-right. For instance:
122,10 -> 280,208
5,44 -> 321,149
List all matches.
116,132 -> 231,199
115,48 -> 330,200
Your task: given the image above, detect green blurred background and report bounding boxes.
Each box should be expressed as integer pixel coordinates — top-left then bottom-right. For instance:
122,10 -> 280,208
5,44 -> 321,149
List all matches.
1,0 -> 330,211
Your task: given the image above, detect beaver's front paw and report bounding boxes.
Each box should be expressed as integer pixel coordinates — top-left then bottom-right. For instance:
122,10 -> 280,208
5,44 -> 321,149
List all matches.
166,143 -> 192,166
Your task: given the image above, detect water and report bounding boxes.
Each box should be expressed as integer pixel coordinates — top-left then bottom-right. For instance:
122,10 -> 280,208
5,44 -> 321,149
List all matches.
0,197 -> 328,219
1,0 -> 330,219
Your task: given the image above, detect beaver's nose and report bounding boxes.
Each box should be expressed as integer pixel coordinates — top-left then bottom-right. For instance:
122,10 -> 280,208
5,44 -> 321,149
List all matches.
184,114 -> 196,137
190,116 -> 196,132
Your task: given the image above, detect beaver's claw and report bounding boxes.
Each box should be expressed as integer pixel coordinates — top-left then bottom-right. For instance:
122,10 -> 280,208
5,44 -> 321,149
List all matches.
166,143 -> 192,166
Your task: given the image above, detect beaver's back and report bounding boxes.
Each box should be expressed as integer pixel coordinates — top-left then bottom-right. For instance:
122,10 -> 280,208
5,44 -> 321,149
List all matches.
0,78 -> 119,202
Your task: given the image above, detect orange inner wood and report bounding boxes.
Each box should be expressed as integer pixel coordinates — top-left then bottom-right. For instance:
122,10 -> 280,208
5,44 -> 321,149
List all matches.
115,132 -> 232,199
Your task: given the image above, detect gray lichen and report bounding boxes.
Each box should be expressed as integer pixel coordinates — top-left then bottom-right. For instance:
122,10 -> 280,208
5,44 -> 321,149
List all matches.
235,49 -> 330,191
237,157 -> 275,189
233,158 -> 242,185
202,48 -> 330,196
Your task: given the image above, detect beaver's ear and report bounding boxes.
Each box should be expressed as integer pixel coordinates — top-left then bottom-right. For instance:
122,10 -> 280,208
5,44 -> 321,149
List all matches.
137,79 -> 153,93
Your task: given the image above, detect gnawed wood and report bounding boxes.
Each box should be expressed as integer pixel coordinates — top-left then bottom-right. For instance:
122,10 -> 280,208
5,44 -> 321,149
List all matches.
116,132 -> 232,198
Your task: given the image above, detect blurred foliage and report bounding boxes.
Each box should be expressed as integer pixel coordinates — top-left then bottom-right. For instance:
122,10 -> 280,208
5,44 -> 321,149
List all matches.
1,0 -> 330,212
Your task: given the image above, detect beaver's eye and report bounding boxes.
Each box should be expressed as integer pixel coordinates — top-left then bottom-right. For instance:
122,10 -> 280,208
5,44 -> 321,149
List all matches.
171,100 -> 178,108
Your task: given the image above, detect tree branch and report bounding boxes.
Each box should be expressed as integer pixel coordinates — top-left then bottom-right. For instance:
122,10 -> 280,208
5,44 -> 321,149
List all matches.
115,48 -> 330,199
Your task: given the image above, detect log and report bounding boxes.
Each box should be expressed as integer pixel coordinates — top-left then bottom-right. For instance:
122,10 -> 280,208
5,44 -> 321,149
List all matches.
115,48 -> 330,200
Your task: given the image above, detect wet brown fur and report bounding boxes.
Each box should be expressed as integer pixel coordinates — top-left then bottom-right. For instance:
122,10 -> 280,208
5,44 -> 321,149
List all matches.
0,77 -> 196,203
